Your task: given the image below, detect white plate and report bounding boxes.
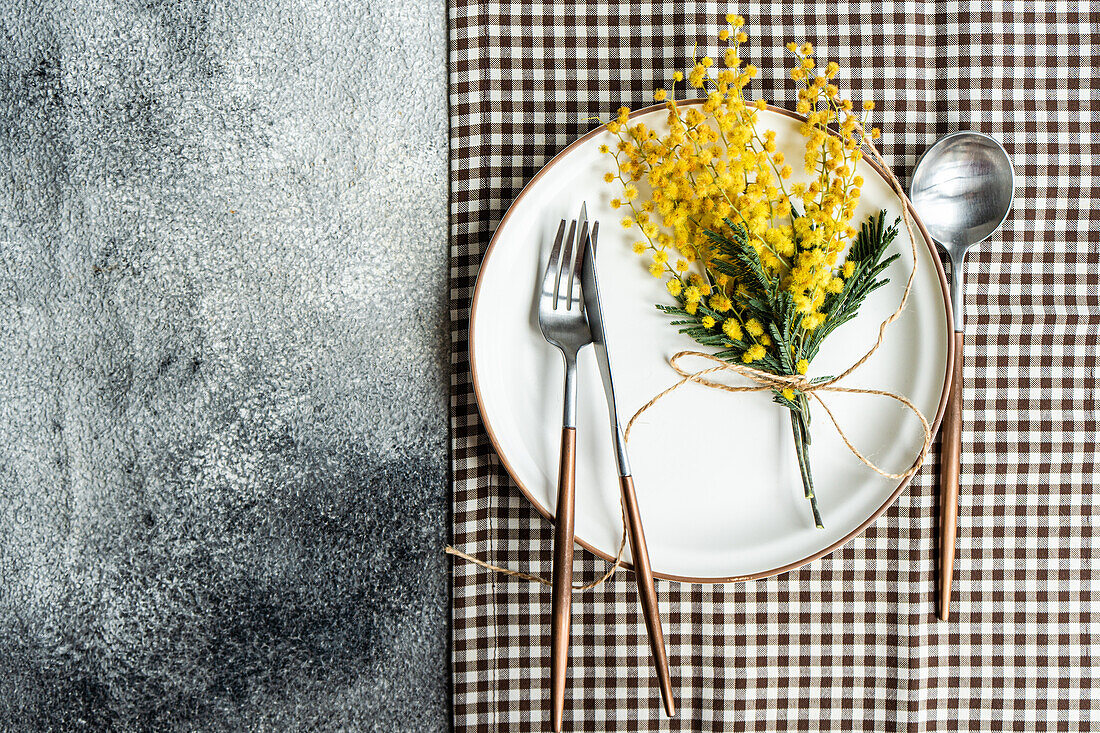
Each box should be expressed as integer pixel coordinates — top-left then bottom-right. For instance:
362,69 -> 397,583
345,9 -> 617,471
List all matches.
470,104 -> 952,582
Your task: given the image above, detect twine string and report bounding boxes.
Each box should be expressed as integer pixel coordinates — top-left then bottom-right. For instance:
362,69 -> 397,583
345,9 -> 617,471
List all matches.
447,122 -> 933,590
624,350 -> 932,482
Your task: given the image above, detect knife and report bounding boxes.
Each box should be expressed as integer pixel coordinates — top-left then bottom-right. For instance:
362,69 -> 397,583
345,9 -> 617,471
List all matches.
580,219 -> 676,717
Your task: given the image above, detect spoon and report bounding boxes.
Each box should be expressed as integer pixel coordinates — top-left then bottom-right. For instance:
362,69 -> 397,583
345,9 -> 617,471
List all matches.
910,131 -> 1014,621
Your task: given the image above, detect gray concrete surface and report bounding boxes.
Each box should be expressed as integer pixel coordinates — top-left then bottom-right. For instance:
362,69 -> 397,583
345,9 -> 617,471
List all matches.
0,0 -> 449,729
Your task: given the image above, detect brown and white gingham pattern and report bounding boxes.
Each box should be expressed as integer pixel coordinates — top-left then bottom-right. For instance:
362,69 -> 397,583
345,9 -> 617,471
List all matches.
449,2 -> 1100,730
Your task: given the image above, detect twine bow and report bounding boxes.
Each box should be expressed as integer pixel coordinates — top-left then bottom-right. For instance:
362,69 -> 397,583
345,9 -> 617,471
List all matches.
626,349 -> 931,483
447,120 -> 934,589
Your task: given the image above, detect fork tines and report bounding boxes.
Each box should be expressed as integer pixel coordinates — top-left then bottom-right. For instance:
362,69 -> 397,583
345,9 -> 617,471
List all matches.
543,218 -> 590,312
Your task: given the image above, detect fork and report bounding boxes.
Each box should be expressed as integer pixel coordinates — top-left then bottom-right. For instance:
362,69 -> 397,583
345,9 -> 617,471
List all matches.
538,206 -> 594,733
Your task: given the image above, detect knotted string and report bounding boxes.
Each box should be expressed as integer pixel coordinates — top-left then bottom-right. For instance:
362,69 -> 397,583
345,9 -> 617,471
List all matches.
624,349 -> 931,482
447,119 -> 934,589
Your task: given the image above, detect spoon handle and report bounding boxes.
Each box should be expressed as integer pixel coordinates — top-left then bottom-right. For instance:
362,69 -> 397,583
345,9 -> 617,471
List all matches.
939,331 -> 964,620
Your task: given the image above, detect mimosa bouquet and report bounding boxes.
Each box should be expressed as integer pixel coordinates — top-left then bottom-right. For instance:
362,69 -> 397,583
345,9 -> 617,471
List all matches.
603,18 -> 901,527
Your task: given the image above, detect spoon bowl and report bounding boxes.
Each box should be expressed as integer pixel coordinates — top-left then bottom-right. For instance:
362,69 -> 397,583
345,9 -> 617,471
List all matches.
911,131 -> 1015,257
910,131 -> 1014,330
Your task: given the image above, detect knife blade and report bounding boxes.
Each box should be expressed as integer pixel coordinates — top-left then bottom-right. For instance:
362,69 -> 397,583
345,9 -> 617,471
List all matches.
579,219 -> 631,477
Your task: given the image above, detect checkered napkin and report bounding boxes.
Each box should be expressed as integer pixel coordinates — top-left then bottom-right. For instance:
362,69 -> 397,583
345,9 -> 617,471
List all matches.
449,2 -> 1099,729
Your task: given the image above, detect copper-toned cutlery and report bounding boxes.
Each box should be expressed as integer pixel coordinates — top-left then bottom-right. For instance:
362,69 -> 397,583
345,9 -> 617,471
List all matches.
910,132 -> 1014,620
581,218 -> 675,717
538,208 -> 594,732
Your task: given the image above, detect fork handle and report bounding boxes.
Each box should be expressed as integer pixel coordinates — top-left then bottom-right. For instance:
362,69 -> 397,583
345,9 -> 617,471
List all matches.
550,426 -> 576,733
620,474 -> 676,717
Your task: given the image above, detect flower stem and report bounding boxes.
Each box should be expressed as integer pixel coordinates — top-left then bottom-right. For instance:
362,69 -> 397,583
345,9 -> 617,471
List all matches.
789,406 -> 823,528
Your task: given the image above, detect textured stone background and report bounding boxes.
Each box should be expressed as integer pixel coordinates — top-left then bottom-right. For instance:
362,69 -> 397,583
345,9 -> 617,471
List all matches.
0,0 -> 449,730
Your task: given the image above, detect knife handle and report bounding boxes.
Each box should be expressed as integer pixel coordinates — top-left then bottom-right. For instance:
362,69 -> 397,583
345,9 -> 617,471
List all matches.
938,331 -> 964,621
550,427 -> 576,733
619,474 -> 675,717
